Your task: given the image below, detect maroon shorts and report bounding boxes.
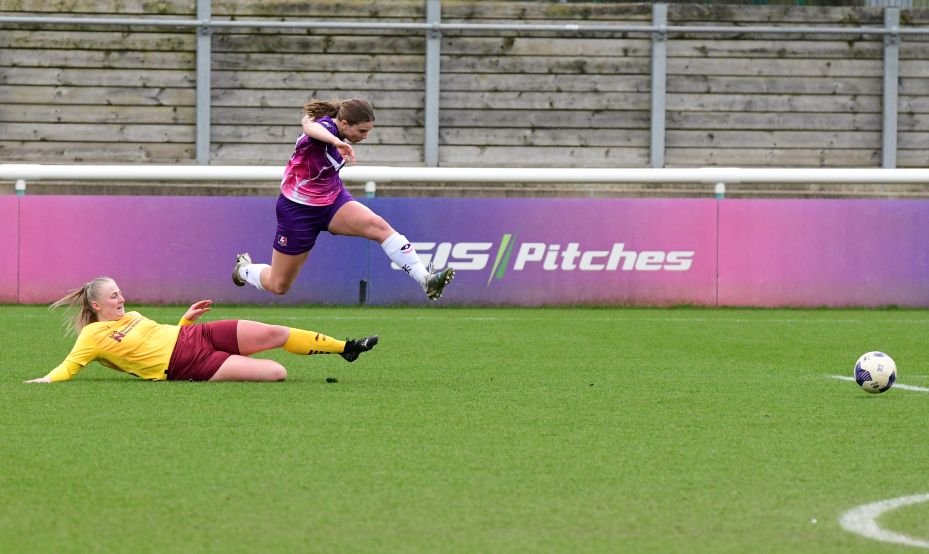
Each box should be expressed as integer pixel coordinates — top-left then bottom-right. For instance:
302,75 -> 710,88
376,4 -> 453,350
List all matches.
166,320 -> 241,381
273,188 -> 354,255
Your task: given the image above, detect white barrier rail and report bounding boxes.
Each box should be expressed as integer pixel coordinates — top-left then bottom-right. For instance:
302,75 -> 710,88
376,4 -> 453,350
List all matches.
5,162 -> 929,199
6,164 -> 929,184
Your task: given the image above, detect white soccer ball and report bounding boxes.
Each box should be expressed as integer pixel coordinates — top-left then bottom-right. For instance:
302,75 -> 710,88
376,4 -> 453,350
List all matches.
854,351 -> 897,394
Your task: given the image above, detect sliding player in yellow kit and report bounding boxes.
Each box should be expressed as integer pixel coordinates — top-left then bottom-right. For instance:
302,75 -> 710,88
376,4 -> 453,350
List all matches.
24,276 -> 377,383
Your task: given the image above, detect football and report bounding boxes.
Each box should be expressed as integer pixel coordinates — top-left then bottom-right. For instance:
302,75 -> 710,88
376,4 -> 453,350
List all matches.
854,351 -> 897,394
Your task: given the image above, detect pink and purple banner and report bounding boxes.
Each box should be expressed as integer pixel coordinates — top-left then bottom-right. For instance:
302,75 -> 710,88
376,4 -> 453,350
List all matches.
718,200 -> 929,307
3,196 -> 929,307
362,198 -> 717,306
0,197 -> 18,303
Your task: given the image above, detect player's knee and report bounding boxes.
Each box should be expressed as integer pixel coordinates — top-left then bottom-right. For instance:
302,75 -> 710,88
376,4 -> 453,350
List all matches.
365,216 -> 393,241
371,215 -> 392,234
265,280 -> 292,295
269,325 -> 290,345
260,325 -> 291,350
269,362 -> 287,381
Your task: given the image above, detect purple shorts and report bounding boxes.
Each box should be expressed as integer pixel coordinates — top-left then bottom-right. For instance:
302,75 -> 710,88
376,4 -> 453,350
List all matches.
273,188 -> 355,255
166,320 -> 240,381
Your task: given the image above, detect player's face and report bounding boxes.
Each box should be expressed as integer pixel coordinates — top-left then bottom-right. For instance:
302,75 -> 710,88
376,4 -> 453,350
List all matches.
92,280 -> 126,321
340,120 -> 374,144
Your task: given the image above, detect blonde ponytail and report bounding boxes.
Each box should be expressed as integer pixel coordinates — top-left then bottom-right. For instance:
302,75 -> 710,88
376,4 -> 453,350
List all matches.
49,277 -> 114,335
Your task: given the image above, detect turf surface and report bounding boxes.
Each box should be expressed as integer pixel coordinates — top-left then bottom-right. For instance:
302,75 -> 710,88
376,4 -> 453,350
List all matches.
3,305 -> 928,553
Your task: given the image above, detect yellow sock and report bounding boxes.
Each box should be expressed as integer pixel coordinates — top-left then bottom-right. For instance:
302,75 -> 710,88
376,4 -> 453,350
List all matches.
283,328 -> 345,355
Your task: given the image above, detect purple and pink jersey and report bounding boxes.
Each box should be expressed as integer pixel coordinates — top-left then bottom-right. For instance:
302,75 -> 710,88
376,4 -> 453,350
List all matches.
279,116 -> 346,206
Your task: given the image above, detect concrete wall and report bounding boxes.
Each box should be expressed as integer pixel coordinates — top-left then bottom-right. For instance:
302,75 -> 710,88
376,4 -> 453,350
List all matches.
2,1 -> 928,172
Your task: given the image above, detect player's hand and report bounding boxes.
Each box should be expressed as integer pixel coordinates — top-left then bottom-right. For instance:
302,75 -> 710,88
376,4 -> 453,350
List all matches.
24,376 -> 52,384
182,300 -> 213,322
335,141 -> 356,165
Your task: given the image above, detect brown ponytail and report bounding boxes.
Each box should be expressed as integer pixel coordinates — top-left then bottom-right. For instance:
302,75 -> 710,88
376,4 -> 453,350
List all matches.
49,277 -> 113,335
304,98 -> 375,125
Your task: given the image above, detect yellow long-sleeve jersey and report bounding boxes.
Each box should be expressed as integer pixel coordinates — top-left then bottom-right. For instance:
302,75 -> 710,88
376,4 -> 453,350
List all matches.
45,312 -> 189,382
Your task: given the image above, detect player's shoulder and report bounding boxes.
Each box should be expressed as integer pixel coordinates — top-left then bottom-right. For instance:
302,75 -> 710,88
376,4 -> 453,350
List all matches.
315,115 -> 338,134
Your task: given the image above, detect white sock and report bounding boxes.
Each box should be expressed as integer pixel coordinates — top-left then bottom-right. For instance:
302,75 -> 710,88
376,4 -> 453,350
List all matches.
381,232 -> 429,288
242,263 -> 270,290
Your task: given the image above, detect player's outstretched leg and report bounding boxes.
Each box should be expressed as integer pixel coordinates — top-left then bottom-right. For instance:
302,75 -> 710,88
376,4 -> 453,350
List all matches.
340,336 -> 379,362
425,263 -> 455,301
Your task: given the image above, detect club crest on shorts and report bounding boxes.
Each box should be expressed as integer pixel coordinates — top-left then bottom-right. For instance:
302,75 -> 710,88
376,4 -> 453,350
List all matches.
277,235 -> 288,247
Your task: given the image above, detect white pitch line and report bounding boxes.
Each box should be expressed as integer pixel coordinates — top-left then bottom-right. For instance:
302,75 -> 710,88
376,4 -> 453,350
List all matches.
830,375 -> 929,393
839,494 -> 929,548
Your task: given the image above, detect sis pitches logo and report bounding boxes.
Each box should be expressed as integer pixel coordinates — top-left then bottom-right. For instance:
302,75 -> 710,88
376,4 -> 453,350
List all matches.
405,234 -> 695,286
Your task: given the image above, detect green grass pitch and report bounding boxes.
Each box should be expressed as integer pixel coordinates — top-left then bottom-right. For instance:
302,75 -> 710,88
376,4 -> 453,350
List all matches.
3,305 -> 929,553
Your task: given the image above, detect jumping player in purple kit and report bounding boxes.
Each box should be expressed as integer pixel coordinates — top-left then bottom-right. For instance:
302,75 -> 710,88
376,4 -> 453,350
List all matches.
232,98 -> 455,300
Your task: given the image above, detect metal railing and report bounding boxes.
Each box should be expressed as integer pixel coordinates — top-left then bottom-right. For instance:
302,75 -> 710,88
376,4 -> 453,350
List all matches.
5,164 -> 929,198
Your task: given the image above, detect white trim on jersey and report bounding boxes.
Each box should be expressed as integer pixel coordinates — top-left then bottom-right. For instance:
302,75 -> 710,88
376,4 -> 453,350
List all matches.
326,149 -> 346,172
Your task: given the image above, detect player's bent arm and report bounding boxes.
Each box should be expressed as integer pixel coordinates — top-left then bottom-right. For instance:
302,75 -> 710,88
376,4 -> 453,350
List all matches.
301,117 -> 344,147
301,118 -> 355,164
